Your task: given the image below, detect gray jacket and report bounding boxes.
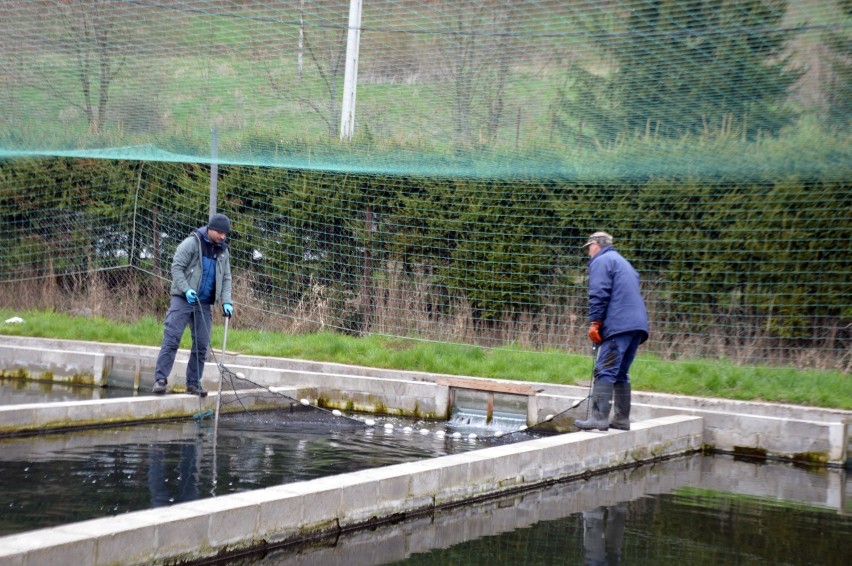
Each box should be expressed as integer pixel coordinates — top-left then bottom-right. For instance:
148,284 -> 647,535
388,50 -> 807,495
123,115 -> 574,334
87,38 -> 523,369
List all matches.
169,228 -> 232,306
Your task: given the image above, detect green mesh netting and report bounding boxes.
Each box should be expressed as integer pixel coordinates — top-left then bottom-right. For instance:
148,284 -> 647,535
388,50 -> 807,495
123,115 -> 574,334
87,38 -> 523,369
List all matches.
0,1 -> 850,372
1,0 -> 850,179
1,159 -> 849,371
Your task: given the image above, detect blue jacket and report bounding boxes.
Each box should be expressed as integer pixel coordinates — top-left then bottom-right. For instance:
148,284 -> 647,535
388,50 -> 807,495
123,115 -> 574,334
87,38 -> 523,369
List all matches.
588,245 -> 649,343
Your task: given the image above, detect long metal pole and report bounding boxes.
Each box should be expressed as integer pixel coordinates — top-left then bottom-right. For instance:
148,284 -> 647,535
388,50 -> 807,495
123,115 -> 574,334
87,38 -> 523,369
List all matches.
585,344 -> 599,420
213,315 -> 229,438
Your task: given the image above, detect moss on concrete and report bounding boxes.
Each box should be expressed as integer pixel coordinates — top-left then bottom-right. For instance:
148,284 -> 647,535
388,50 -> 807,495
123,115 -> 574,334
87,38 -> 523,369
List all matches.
792,451 -> 830,465
0,368 -> 30,379
0,368 -> 96,386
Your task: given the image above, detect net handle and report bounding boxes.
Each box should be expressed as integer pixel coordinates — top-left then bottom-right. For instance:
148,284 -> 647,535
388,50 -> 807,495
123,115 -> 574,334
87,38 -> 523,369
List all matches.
213,315 -> 230,437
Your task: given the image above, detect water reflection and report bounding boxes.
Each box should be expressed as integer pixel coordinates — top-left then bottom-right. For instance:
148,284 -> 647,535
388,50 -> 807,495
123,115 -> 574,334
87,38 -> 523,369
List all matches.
583,503 -> 626,566
250,455 -> 850,566
148,441 -> 201,507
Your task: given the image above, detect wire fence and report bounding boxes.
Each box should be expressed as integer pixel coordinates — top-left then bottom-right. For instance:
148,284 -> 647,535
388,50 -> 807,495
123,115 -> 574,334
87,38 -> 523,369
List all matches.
1,2 -> 849,371
0,158 -> 848,372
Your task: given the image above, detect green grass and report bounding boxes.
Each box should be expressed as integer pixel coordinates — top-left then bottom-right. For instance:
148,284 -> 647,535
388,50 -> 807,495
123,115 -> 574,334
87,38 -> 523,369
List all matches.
1,308 -> 849,410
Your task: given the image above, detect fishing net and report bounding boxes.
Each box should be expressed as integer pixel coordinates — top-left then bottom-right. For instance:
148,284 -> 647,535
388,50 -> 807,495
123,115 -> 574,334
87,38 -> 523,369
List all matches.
202,363 -> 368,430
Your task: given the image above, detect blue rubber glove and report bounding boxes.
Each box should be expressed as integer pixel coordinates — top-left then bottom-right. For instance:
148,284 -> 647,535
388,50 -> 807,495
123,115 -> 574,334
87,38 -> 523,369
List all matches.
222,303 -> 234,318
185,289 -> 198,304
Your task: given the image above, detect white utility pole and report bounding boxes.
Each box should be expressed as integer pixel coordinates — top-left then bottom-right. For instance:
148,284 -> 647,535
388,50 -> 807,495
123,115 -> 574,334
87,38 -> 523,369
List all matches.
339,0 -> 363,141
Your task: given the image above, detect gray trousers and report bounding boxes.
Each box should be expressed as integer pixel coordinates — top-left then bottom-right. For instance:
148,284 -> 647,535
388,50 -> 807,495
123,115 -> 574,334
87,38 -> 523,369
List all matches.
154,296 -> 213,387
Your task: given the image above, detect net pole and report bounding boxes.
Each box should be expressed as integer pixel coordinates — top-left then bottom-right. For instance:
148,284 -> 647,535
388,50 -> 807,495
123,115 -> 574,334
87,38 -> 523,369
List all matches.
213,315 -> 229,438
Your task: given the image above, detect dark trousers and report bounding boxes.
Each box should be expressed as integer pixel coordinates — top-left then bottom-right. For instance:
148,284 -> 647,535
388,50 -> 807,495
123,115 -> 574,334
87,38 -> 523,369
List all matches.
154,295 -> 212,387
148,442 -> 200,507
594,330 -> 644,385
583,502 -> 627,565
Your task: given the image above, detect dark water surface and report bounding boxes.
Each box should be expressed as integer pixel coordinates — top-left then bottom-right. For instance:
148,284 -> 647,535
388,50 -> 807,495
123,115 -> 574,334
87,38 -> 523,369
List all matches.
0,413 -> 483,535
1,391 -> 849,565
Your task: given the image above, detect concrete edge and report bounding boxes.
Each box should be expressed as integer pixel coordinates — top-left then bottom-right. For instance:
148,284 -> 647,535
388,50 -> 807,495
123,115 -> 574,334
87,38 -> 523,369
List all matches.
0,387 -> 312,437
3,336 -> 849,422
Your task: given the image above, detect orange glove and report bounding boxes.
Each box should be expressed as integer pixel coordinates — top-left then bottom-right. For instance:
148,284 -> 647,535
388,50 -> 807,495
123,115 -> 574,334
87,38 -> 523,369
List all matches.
588,321 -> 603,344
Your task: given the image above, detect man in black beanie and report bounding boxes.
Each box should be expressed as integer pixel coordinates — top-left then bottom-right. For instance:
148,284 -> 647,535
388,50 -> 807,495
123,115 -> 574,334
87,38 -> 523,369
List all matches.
152,213 -> 234,396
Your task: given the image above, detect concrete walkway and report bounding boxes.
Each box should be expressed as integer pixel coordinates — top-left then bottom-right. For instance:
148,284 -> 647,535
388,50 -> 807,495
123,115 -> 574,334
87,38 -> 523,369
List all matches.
1,336 -> 849,466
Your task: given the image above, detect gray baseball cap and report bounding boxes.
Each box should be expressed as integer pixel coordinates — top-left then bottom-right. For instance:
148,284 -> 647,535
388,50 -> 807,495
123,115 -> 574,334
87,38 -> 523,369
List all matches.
582,231 -> 613,248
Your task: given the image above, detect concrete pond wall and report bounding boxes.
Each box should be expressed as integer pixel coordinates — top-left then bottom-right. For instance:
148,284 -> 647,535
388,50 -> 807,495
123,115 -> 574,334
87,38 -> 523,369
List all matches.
0,336 -> 849,565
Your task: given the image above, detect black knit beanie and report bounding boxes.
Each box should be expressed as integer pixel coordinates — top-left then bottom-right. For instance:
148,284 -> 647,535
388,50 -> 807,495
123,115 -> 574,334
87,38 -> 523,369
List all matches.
208,213 -> 231,234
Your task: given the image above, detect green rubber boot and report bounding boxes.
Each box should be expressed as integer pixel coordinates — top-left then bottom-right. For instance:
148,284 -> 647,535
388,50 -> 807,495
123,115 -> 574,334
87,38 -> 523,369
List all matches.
575,381 -> 614,431
610,382 -> 631,431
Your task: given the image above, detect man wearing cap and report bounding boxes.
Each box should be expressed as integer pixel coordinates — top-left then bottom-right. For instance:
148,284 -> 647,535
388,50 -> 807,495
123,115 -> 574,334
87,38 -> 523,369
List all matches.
575,231 -> 649,431
152,213 -> 234,397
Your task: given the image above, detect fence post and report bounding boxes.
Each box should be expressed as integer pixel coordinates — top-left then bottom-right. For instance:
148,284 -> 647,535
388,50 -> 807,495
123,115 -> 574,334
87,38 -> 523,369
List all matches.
209,127 -> 219,217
